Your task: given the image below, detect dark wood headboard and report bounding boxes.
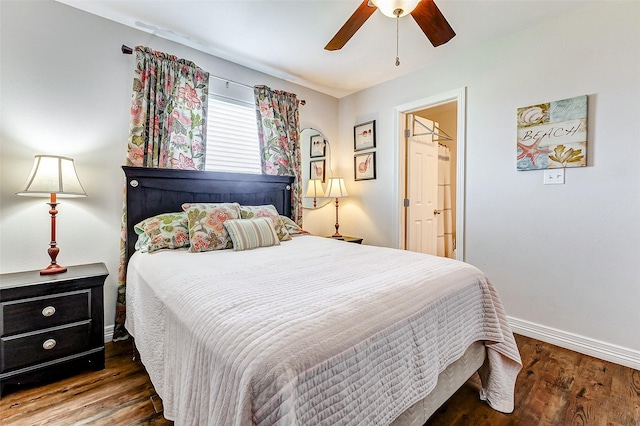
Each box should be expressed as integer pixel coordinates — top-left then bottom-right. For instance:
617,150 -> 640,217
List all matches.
123,166 -> 294,259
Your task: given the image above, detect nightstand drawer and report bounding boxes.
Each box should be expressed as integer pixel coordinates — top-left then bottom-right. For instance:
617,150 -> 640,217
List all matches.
0,290 -> 90,336
1,321 -> 92,372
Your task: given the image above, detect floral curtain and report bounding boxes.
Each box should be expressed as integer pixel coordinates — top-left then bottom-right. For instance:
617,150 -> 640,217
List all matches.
254,86 -> 302,225
113,46 -> 209,341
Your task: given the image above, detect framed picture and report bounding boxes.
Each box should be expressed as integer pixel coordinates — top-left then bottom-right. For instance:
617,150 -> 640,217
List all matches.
310,159 -> 326,182
517,95 -> 587,171
310,134 -> 326,158
354,152 -> 376,181
354,120 -> 376,151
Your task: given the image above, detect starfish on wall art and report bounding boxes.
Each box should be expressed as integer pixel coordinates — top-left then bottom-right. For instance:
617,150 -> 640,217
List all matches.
517,139 -> 552,169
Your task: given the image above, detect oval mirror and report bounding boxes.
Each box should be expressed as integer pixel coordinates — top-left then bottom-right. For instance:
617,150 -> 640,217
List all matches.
301,128 -> 332,209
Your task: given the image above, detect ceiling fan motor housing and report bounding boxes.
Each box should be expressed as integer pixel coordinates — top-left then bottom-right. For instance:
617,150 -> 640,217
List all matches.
372,0 -> 421,18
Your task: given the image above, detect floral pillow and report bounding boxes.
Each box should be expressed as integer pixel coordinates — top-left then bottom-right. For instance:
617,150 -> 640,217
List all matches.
279,215 -> 310,235
223,218 -> 280,251
134,212 -> 190,253
239,205 -> 291,241
134,231 -> 151,252
182,203 -> 241,252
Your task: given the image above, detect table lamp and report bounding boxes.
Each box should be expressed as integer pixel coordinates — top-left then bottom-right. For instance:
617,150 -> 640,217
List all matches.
324,177 -> 349,238
16,155 -> 87,275
304,179 -> 325,208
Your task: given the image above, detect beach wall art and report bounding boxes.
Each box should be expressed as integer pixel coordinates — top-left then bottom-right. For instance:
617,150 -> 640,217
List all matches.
517,95 -> 587,171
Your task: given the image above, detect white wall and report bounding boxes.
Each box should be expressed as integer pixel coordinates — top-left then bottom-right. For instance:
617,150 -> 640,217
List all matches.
0,0 -> 338,336
338,2 -> 640,363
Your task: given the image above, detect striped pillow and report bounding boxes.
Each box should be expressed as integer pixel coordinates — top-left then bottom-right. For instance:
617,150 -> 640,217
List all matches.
223,218 -> 280,251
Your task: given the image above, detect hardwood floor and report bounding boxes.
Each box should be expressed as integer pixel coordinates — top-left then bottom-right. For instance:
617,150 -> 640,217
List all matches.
427,335 -> 640,426
1,335 -> 638,425
0,341 -> 171,426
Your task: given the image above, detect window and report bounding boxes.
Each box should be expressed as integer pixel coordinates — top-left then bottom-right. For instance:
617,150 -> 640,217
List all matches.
205,96 -> 262,174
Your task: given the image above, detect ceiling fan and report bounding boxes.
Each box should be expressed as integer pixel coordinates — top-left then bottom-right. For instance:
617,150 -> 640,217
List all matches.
325,0 -> 455,52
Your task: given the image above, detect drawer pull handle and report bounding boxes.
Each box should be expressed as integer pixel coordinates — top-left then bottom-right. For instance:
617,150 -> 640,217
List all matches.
42,339 -> 57,350
42,306 -> 56,317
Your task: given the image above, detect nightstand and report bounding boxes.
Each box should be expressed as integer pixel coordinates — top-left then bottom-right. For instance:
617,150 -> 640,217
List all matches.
0,263 -> 108,395
329,236 -> 363,244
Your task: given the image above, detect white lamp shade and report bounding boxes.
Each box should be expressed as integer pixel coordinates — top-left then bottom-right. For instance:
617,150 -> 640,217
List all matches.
372,0 -> 421,17
305,179 -> 325,198
325,177 -> 349,198
16,155 -> 87,198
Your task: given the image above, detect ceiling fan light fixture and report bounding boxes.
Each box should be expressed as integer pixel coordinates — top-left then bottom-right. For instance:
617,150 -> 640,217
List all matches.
372,0 -> 421,18
326,0 -> 454,51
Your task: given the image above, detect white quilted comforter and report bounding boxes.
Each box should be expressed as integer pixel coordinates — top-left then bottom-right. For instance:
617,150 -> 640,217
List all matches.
126,235 -> 521,425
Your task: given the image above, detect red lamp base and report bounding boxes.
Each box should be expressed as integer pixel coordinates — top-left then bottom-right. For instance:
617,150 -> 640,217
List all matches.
40,263 -> 67,275
40,195 -> 67,275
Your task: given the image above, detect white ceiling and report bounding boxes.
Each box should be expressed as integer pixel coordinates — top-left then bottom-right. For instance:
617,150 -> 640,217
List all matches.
56,0 -> 595,98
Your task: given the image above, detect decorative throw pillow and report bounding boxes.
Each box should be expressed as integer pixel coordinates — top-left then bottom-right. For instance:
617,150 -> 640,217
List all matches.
239,205 -> 292,241
181,203 -> 241,252
223,218 -> 280,251
134,231 -> 151,252
279,215 -> 310,235
134,212 -> 190,253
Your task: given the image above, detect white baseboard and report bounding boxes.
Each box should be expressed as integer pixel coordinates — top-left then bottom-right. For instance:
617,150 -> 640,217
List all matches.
508,316 -> 640,371
104,324 -> 114,343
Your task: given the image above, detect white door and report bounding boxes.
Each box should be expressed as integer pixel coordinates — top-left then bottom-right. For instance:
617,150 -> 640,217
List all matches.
406,115 -> 438,255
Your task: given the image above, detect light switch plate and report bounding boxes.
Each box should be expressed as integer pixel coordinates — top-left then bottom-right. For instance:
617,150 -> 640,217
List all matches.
544,169 -> 565,185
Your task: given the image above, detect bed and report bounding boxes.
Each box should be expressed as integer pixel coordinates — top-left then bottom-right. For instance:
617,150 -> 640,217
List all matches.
122,166 -> 522,425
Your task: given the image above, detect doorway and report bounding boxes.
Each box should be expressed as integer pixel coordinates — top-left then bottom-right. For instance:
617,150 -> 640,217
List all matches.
395,88 -> 466,260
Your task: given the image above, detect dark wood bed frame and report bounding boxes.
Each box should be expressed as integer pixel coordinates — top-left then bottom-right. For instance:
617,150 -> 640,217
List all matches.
122,166 -> 294,259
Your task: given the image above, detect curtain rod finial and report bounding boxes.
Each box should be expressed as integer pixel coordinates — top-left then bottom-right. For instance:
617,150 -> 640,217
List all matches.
121,45 -> 133,55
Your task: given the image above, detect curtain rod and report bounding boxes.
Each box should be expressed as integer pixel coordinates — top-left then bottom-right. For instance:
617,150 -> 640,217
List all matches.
121,44 -> 305,105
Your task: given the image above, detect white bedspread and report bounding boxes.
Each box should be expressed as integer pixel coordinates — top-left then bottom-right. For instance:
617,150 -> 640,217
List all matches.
126,235 -> 521,425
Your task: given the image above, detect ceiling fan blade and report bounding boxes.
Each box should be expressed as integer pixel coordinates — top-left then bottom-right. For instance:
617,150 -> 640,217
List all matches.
410,0 -> 455,47
325,0 -> 377,51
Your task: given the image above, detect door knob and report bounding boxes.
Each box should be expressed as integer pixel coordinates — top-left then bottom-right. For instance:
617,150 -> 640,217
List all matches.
434,209 -> 442,215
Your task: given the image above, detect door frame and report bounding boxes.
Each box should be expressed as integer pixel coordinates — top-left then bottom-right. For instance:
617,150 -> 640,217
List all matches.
394,87 -> 467,260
